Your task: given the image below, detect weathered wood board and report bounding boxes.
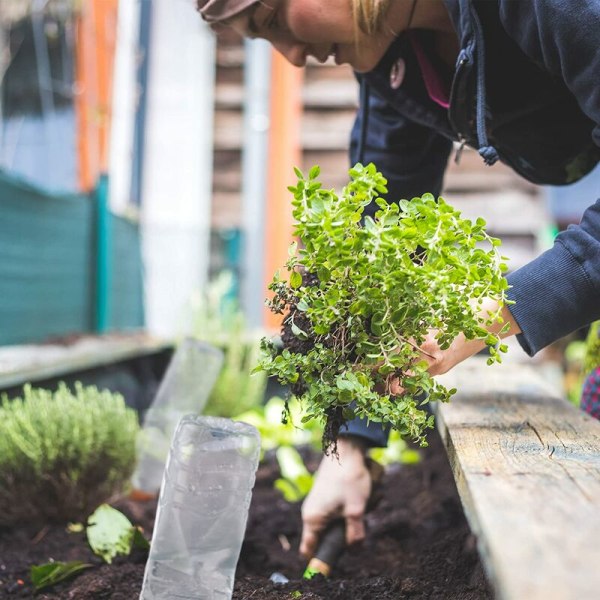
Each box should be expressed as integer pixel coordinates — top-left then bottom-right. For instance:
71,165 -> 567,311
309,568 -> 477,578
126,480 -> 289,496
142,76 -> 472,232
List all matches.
436,359 -> 600,600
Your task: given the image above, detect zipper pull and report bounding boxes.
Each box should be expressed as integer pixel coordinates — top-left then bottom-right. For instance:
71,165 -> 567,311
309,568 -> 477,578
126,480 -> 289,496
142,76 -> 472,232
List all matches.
454,136 -> 466,165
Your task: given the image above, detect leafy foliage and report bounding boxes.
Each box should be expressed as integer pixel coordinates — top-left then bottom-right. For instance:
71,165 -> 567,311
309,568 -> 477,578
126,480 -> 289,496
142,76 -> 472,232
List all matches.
273,446 -> 314,502
369,430 -> 421,467
192,270 -> 267,418
0,383 -> 139,526
235,396 -> 322,455
584,321 -> 600,375
86,504 -> 149,564
257,164 -> 510,446
30,561 -> 92,591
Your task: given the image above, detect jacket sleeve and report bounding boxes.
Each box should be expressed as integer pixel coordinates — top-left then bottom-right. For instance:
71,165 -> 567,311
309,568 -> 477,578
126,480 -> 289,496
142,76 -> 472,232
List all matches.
499,0 -> 600,355
507,200 -> 600,356
344,78 -> 452,446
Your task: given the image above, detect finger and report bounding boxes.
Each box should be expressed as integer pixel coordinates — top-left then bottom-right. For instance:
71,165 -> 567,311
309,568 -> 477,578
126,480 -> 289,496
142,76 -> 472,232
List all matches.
344,497 -> 367,545
344,513 -> 366,545
389,378 -> 405,396
299,521 -> 323,558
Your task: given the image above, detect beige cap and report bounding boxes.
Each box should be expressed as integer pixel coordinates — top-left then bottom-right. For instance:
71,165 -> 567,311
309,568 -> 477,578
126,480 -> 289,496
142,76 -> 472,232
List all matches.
197,0 -> 259,23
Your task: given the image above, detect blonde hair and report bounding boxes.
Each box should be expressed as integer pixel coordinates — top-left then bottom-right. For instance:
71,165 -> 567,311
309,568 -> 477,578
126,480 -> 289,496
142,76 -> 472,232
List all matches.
351,0 -> 392,35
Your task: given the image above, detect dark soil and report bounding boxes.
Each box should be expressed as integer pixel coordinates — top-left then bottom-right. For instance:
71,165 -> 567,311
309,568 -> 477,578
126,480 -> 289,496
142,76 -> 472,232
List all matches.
0,430 -> 492,599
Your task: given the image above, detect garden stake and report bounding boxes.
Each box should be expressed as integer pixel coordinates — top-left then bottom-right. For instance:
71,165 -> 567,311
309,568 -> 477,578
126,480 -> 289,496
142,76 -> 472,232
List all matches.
304,457 -> 384,578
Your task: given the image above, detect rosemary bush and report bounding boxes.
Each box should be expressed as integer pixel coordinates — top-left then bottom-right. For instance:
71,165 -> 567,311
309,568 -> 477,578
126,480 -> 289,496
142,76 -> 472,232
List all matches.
258,163 -> 510,447
0,383 -> 139,526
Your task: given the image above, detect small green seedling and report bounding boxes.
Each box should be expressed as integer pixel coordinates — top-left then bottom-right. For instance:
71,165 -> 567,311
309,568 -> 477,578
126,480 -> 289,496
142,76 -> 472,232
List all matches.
30,505 -> 149,591
86,504 -> 149,564
30,561 -> 93,591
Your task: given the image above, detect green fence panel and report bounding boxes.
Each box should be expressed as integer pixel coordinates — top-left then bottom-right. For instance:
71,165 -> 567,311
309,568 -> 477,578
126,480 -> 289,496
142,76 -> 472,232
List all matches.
0,170 -> 144,345
0,170 -> 94,344
110,212 -> 144,331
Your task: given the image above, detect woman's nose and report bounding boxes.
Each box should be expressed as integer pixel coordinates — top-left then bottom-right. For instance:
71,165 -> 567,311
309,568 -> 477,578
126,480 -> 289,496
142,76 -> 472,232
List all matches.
271,39 -> 307,67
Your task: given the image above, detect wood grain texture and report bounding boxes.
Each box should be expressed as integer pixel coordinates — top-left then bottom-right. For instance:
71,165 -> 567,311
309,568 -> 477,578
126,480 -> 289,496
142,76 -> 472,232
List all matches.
436,359 -> 600,600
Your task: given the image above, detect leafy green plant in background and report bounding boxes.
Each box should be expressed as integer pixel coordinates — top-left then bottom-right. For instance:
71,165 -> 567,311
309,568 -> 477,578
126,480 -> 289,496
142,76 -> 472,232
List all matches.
235,396 -> 321,455
0,383 -> 139,526
584,321 -> 600,374
191,270 -> 267,418
369,430 -> 420,467
274,445 -> 314,502
258,164 -> 511,448
236,397 -> 418,503
565,321 -> 600,405
564,339 -> 588,405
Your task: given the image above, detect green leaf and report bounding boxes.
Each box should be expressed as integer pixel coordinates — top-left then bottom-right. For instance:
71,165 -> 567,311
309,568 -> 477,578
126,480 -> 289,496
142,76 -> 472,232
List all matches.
290,271 -> 303,289
132,526 -> 150,551
317,266 -> 330,283
291,322 -> 308,339
274,446 -> 313,502
296,298 -> 310,311
87,504 -> 136,564
274,478 -> 303,502
31,561 -> 93,591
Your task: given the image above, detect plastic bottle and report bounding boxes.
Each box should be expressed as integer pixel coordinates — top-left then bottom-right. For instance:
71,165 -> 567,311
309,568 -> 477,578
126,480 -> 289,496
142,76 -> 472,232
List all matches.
132,338 -> 224,494
140,415 -> 261,599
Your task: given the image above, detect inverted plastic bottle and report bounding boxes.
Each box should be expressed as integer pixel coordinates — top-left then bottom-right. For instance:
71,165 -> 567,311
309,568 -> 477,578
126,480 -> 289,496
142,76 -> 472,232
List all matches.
132,338 -> 224,494
140,415 -> 261,600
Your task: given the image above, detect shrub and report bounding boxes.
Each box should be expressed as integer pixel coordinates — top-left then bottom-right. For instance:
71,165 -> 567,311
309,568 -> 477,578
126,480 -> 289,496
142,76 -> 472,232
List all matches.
192,271 -> 267,418
0,383 -> 139,526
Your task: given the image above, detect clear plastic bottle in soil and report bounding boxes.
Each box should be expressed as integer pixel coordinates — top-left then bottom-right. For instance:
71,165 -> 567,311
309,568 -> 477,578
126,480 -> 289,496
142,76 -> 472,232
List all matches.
140,415 -> 261,600
132,338 -> 224,494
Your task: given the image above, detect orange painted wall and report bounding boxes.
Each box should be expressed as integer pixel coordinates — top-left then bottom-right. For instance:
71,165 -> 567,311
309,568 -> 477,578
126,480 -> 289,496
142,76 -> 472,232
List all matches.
263,50 -> 304,332
75,0 -> 119,192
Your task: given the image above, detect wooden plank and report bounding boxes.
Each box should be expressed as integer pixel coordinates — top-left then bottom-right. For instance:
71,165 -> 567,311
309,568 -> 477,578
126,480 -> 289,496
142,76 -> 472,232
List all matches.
436,359 -> 600,600
216,79 -> 358,109
0,336 -> 172,389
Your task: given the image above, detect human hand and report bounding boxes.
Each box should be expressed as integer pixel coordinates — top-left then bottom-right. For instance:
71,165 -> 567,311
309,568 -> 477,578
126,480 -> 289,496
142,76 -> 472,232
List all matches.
299,435 -> 371,558
388,299 -> 520,395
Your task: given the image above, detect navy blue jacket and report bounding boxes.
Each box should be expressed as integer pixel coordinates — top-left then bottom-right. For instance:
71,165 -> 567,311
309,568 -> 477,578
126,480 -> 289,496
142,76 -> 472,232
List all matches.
344,0 -> 600,446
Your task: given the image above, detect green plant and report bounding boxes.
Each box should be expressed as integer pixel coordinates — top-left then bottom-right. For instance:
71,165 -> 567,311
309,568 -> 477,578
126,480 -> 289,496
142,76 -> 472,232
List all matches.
257,164 -> 510,448
86,504 -> 149,563
30,561 -> 92,592
30,504 -> 149,591
584,321 -> 600,374
274,445 -> 314,502
192,270 -> 267,418
0,383 -> 139,526
235,396 -> 322,454
368,429 -> 421,467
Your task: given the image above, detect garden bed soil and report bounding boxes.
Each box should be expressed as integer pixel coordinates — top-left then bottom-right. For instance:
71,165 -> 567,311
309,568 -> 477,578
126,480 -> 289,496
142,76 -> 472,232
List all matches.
0,429 -> 492,599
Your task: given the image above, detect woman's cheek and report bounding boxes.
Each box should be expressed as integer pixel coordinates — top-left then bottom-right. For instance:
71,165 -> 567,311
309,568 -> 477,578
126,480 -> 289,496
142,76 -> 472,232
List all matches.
286,2 -> 345,43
